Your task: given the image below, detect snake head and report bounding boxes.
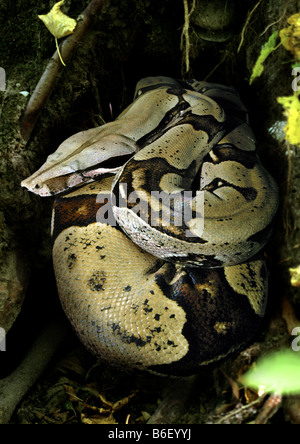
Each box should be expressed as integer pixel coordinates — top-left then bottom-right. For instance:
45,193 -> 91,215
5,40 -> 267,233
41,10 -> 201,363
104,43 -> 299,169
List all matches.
21,125 -> 138,196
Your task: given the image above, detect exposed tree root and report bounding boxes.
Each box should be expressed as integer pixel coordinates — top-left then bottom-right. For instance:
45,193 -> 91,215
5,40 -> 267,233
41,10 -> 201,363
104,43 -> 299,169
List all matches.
0,316 -> 68,424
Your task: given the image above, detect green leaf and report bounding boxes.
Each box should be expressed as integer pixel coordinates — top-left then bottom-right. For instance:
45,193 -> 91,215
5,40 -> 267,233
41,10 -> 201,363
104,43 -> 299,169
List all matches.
241,349 -> 300,395
249,31 -> 279,85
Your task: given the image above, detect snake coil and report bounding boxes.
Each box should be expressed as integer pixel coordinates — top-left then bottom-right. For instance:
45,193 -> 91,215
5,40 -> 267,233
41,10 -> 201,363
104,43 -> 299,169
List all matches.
22,77 -> 278,375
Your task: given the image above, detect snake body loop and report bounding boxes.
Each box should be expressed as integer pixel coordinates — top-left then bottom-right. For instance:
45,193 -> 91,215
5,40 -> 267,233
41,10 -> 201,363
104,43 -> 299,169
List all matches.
22,77 -> 278,375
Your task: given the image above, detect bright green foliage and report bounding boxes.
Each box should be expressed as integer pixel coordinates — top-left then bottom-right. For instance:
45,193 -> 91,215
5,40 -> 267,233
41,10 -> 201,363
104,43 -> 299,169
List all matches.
241,349 -> 300,395
249,31 -> 279,85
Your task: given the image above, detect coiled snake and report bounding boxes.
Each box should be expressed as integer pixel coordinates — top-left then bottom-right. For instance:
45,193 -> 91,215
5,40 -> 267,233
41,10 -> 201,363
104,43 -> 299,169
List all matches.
22,77 -> 278,375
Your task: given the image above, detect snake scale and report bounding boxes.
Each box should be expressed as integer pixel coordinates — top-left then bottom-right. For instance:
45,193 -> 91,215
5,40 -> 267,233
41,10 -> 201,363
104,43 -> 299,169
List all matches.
22,77 -> 278,376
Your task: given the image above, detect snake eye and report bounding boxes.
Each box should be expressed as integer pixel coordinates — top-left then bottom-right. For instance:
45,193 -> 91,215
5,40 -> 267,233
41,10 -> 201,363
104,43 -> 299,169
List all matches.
203,178 -> 226,192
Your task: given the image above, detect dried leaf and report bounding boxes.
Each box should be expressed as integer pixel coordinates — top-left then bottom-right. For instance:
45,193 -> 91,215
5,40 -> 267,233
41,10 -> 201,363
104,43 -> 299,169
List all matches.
38,0 -> 77,39
64,384 -> 84,403
81,412 -> 117,424
80,391 -> 137,424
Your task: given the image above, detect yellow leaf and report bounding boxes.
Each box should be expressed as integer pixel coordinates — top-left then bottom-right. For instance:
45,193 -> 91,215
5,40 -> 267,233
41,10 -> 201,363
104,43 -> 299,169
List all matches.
279,13 -> 300,59
288,13 -> 300,28
38,0 -> 77,40
277,94 -> 300,145
289,265 -> 300,287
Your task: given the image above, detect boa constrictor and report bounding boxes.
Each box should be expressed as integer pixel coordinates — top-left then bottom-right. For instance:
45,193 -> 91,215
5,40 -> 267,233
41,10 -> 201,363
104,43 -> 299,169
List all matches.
22,77 -> 278,376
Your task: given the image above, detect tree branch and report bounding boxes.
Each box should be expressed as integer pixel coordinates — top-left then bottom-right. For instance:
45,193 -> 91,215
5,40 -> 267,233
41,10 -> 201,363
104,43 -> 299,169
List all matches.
21,0 -> 109,141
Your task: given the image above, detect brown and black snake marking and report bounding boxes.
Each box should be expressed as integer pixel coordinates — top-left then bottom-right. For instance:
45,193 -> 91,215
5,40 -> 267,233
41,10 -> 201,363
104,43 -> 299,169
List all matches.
52,175 -> 268,375
22,77 -> 278,375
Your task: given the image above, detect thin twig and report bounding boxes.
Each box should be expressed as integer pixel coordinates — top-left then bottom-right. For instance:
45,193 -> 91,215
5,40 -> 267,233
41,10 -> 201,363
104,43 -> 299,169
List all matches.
216,395 -> 266,424
260,0 -> 290,36
204,51 -> 228,81
237,0 -> 264,53
21,0 -> 109,141
255,394 -> 282,424
181,0 -> 196,76
55,37 -> 66,67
